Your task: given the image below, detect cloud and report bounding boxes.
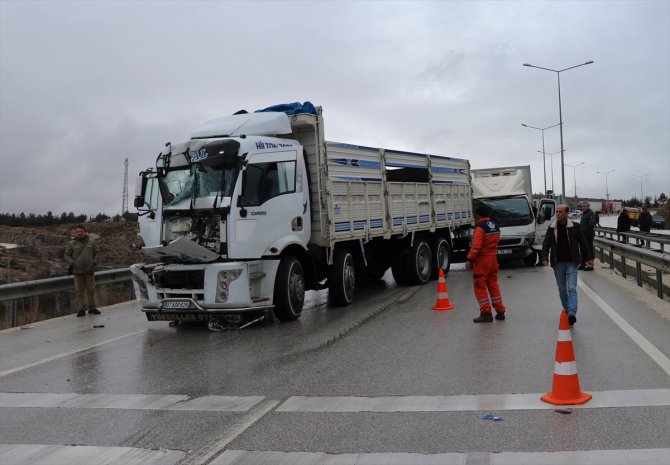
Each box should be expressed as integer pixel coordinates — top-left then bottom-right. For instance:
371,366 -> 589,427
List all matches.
1,0 -> 668,215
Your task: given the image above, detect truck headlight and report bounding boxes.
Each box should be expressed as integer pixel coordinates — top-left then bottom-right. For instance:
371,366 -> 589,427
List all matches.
216,269 -> 241,303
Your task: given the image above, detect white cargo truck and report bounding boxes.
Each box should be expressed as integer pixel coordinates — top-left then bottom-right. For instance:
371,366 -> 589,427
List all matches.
131,105 -> 473,324
471,165 -> 555,266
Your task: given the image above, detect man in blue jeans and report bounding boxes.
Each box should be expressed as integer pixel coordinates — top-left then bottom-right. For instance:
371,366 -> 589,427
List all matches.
541,204 -> 593,326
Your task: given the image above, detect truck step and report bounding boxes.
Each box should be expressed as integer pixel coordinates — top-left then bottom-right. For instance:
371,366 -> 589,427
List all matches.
251,296 -> 270,303
249,272 -> 266,280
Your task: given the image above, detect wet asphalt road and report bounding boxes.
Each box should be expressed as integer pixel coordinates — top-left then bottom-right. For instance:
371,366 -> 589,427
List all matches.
0,260 -> 669,464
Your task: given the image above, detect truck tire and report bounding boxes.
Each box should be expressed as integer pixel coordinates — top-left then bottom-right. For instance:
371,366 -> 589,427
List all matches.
329,249 -> 356,306
523,251 -> 537,267
431,236 -> 451,279
391,254 -> 409,286
273,256 -> 305,321
405,239 -> 432,285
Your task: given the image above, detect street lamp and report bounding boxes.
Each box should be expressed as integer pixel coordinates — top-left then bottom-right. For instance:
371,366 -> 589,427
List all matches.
565,162 -> 585,198
597,169 -> 615,201
539,150 -> 563,194
523,60 -> 594,200
633,173 -> 649,205
521,122 -> 560,194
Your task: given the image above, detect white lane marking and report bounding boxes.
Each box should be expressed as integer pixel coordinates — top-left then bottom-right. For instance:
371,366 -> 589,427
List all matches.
180,399 -> 280,465
579,279 -> 670,376
211,449 -> 670,465
276,389 -> 670,412
0,329 -> 147,378
0,392 -> 264,411
0,444 -> 185,465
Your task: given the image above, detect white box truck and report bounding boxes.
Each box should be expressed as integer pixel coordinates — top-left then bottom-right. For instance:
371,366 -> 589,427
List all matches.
131,105 -> 473,324
471,165 -> 555,266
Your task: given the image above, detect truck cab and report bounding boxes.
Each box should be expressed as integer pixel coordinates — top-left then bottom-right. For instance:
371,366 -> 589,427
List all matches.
472,165 -> 554,266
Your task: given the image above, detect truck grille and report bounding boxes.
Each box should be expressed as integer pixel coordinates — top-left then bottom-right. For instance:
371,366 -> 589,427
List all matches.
153,269 -> 205,290
498,238 -> 522,246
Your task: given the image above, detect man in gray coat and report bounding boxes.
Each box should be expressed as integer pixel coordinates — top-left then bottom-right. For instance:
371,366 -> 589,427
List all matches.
65,224 -> 100,317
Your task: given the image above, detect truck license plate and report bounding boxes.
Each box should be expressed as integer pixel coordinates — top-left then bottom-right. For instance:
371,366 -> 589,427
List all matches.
162,300 -> 191,310
497,249 -> 512,255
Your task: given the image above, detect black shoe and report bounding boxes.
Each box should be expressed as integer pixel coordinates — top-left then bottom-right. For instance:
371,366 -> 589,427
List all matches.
568,314 -> 577,326
584,266 -> 594,271
473,311 -> 493,323
88,308 -> 101,315
76,310 -> 86,317
495,312 -> 505,321
577,264 -> 585,270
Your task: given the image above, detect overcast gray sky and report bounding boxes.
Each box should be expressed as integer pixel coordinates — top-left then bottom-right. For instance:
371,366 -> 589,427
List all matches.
1,0 -> 668,216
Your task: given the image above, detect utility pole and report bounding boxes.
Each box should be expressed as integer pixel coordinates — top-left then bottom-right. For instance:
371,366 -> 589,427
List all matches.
122,158 -> 129,215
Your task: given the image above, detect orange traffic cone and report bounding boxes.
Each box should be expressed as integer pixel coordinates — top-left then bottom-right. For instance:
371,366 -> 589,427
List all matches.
432,268 -> 455,311
541,310 -> 592,405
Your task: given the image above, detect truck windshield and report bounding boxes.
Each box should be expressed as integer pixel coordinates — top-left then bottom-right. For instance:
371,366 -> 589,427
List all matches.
475,197 -> 534,227
158,165 -> 238,207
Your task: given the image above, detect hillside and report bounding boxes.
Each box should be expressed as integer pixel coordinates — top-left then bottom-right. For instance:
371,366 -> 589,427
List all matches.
0,222 -> 146,284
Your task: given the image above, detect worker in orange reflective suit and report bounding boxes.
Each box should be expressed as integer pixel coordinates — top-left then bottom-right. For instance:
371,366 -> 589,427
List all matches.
466,206 -> 506,323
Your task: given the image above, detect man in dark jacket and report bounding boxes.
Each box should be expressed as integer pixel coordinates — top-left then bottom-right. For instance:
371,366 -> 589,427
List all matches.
541,205 -> 593,326
638,207 -> 653,233
65,224 -> 100,317
579,201 -> 597,271
617,209 -> 632,242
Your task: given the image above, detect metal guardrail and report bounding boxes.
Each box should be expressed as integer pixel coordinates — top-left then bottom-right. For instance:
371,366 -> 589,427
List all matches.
595,226 -> 669,251
594,236 -> 670,299
0,268 -> 133,302
0,268 -> 133,328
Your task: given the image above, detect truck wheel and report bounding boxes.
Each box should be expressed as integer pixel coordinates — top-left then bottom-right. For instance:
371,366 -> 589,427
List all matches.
406,239 -> 432,285
391,254 -> 409,285
329,249 -> 355,306
431,236 -> 451,279
523,251 -> 537,267
273,256 -> 305,321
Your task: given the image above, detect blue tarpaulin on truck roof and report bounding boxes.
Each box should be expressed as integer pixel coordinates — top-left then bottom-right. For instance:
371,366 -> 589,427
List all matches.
254,101 -> 317,115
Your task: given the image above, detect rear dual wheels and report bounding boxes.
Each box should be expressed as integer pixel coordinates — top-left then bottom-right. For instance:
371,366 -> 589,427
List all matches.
392,239 -> 433,286
431,236 -> 451,279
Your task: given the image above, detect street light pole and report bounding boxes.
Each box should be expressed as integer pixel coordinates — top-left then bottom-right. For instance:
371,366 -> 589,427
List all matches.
565,162 -> 585,198
523,60 -> 594,201
539,150 -> 563,194
522,122 -> 560,195
633,173 -> 649,205
597,169 -> 615,201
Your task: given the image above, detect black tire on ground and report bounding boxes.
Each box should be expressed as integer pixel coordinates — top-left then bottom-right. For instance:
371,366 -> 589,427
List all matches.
431,236 -> 451,279
523,251 -> 537,267
273,256 -> 305,321
391,253 -> 408,286
405,239 -> 432,285
329,249 -> 356,306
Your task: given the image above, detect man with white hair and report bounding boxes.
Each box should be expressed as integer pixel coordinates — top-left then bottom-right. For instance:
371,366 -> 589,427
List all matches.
541,205 -> 593,326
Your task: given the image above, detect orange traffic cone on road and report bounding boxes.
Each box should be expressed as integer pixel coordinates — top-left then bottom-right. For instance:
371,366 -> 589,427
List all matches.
432,268 -> 455,311
541,310 -> 592,405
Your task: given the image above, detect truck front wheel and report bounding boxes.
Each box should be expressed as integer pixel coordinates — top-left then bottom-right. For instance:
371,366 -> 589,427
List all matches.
523,251 -> 537,266
329,249 -> 355,306
273,256 -> 305,321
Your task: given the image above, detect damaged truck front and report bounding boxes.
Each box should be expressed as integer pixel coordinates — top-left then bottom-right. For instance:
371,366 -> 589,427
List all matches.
132,105 -> 473,325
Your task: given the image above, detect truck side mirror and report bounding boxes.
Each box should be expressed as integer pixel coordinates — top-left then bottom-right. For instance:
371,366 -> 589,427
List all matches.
134,175 -> 147,208
536,214 -> 545,224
